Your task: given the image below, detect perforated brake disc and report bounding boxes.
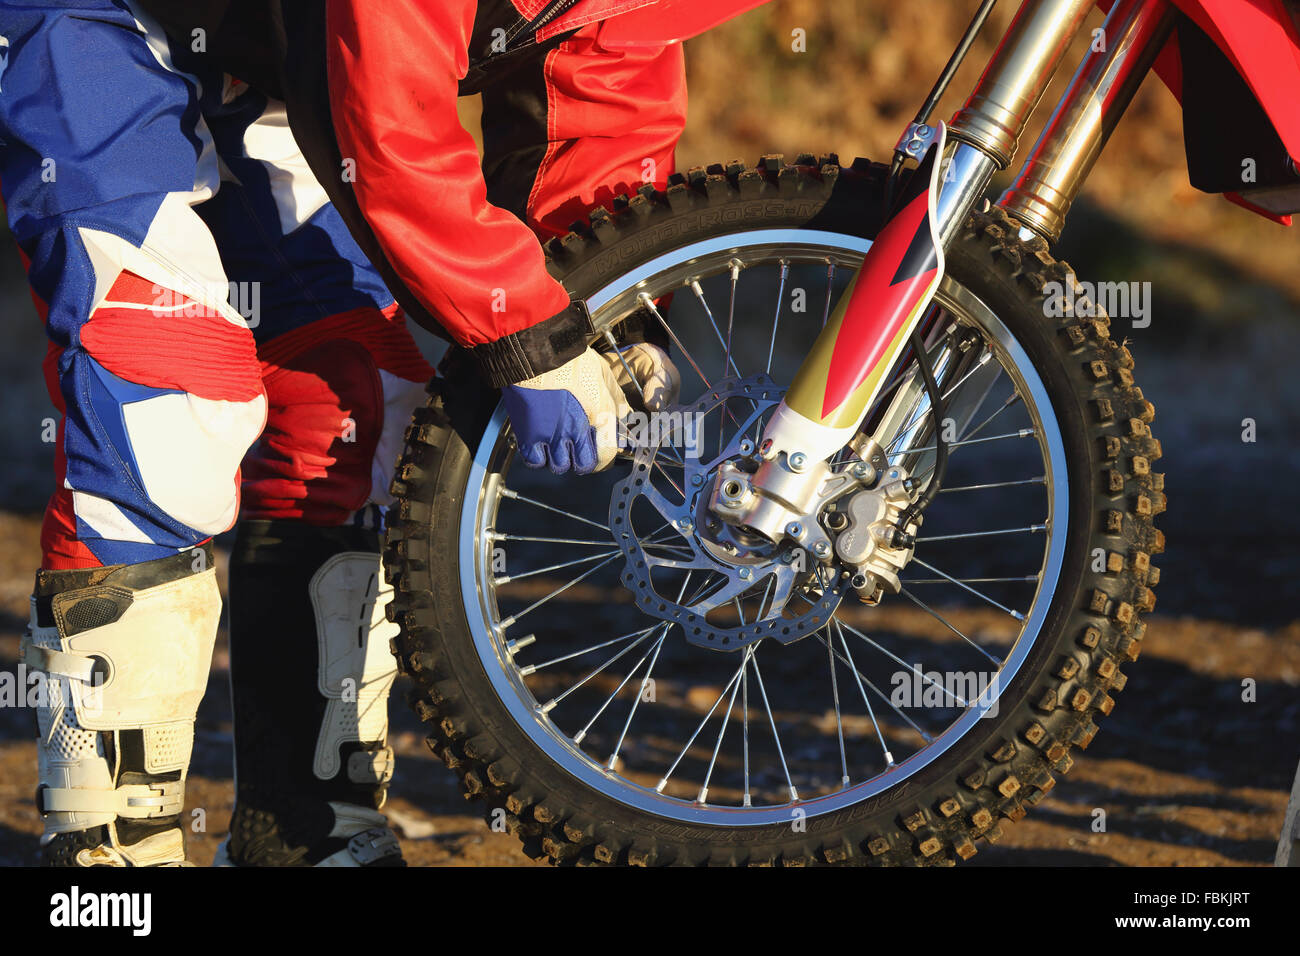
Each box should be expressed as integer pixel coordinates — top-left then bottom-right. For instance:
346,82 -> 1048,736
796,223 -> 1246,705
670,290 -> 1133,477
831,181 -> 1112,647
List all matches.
609,375 -> 849,651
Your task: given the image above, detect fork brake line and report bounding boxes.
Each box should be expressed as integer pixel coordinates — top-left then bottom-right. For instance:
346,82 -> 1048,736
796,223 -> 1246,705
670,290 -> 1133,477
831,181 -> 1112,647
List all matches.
884,0 -> 1000,210
893,321 -> 948,546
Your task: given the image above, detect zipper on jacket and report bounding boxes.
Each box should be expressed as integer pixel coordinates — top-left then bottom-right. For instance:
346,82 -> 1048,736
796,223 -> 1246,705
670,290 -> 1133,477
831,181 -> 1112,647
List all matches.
502,0 -> 579,51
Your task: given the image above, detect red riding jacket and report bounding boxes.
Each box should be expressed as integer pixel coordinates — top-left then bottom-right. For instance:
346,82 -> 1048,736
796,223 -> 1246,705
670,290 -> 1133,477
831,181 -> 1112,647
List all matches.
325,0 -> 686,384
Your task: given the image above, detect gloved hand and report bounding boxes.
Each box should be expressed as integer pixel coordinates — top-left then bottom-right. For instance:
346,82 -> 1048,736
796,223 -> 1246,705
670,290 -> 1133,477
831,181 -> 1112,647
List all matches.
502,344 -> 681,475
606,342 -> 681,412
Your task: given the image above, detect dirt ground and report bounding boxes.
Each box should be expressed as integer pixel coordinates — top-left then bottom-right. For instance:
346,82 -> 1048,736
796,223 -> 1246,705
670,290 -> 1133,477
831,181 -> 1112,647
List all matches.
0,504 -> 1295,867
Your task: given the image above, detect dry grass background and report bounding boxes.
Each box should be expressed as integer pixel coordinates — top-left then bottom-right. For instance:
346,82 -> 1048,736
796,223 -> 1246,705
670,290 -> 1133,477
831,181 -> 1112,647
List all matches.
676,0 -> 1298,303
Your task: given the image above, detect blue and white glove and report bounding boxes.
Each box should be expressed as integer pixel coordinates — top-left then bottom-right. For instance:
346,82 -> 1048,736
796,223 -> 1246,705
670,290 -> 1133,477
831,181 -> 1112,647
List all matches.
502,344 -> 680,475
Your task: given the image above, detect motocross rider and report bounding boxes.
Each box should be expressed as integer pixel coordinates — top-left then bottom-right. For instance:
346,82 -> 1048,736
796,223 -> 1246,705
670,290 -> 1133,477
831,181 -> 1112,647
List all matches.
0,0 -> 683,865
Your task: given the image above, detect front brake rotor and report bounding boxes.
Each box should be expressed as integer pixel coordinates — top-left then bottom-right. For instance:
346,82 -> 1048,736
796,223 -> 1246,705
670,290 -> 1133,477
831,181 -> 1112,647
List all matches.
609,375 -> 849,651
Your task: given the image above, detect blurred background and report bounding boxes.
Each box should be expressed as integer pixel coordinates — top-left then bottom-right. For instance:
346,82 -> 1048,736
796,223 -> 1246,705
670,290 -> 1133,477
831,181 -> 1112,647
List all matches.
0,0 -> 1297,865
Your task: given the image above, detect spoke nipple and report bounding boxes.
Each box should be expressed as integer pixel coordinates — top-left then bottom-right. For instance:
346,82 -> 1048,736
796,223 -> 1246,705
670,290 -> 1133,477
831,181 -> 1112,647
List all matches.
655,778 -> 669,794
518,665 -> 537,677
743,794 -> 752,807
789,787 -> 800,802
696,788 -> 708,805
505,634 -> 536,654
884,752 -> 896,766
1013,610 -> 1026,621
573,729 -> 586,744
840,775 -> 851,788
540,700 -> 557,715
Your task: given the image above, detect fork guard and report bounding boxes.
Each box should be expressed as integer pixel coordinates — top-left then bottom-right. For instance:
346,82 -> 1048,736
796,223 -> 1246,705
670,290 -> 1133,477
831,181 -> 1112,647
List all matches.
739,125 -> 949,539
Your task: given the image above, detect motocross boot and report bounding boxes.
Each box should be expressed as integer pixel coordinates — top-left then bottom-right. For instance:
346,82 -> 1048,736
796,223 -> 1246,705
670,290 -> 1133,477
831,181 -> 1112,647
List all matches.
24,545 -> 220,866
219,519 -> 403,866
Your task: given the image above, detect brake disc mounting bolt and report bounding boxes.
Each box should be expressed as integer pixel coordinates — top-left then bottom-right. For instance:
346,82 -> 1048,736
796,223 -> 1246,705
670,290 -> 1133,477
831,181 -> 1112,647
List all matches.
678,518 -> 694,533
738,438 -> 754,456
738,567 -> 752,580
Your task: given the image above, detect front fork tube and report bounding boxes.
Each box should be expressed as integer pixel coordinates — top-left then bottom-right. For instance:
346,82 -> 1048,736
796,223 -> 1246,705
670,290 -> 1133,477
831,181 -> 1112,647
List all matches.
739,125 -> 997,540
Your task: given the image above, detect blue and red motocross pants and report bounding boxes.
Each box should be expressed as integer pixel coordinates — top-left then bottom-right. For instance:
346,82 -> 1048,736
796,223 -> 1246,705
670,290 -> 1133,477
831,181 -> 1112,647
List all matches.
0,0 -> 686,570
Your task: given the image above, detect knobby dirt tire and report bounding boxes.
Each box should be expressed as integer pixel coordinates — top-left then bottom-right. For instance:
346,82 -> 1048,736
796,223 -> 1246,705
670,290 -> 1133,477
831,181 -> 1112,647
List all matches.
383,155 -> 1164,866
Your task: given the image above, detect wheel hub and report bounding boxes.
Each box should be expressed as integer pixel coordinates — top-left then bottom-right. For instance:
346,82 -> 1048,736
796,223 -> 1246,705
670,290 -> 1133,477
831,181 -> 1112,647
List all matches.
610,375 -> 850,650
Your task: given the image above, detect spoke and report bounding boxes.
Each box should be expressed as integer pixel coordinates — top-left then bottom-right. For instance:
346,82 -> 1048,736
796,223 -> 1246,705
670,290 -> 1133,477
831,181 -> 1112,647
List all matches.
573,626 -> 666,744
732,596 -> 747,627
909,557 -> 1027,620
741,659 -> 751,807
606,631 -> 667,768
890,428 -> 1035,458
602,328 -> 647,406
495,548 -> 620,585
898,587 -> 1000,665
939,476 -> 1046,494
827,627 -> 850,787
656,653 -> 749,793
491,533 -> 612,547
521,624 -> 655,676
498,553 -> 620,630
837,619 -> 970,708
919,523 -> 1047,543
639,292 -> 710,389
750,653 -> 799,802
960,391 -> 1022,443
602,569 -> 694,765
886,348 -> 994,451
820,262 -> 835,329
698,646 -> 755,804
690,279 -> 742,379
766,259 -> 788,375
500,488 -> 610,531
540,627 -> 655,713
905,575 -> 1038,585
832,624 -> 904,764
725,258 -> 741,378
653,459 -> 684,498
825,623 -> 930,742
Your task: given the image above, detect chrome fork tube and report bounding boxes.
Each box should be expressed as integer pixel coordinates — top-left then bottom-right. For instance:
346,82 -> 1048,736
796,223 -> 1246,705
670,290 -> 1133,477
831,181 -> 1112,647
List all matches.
999,0 -> 1176,241
934,0 -> 1097,244
948,0 -> 1097,170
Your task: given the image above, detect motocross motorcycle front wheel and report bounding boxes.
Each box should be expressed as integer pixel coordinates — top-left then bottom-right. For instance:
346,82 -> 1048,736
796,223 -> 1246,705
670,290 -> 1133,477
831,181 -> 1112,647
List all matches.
383,155 -> 1164,866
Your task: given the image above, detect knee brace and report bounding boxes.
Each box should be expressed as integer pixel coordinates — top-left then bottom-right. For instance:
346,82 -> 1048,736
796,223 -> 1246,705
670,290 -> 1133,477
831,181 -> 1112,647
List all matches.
22,546 -> 219,866
225,520 -> 402,866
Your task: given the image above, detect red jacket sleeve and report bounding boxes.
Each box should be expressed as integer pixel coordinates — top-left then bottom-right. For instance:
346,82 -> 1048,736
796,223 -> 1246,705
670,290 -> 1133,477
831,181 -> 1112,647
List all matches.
325,0 -> 573,349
